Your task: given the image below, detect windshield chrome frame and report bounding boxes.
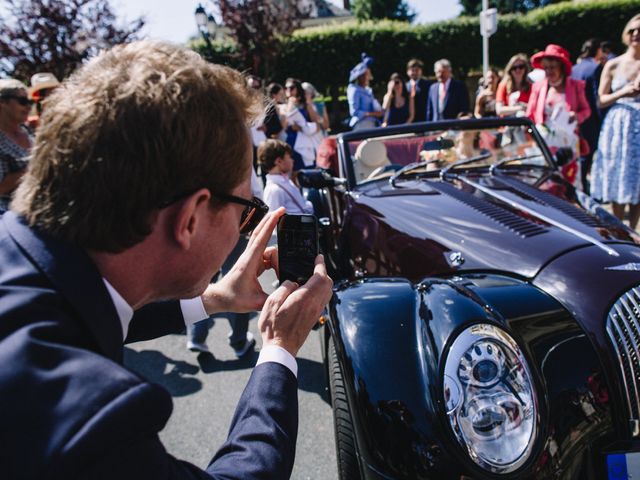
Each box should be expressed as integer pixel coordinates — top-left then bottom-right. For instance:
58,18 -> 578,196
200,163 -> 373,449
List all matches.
338,117 -> 556,191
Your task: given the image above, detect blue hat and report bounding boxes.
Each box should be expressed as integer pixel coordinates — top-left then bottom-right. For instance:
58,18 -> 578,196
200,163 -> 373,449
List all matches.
349,53 -> 374,83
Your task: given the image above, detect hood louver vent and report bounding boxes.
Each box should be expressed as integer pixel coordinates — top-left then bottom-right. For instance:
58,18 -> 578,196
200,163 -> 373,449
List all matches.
430,182 -> 548,238
495,176 -> 600,227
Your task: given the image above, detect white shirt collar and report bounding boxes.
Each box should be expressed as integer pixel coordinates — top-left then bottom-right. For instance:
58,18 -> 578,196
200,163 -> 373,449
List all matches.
266,173 -> 290,183
102,278 -> 134,341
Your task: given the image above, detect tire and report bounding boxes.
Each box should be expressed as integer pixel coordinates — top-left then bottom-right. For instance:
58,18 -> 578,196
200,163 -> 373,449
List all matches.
328,336 -> 363,480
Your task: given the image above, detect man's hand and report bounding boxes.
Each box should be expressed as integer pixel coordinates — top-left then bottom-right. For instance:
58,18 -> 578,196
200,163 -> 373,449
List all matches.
258,255 -> 333,357
201,208 -> 285,315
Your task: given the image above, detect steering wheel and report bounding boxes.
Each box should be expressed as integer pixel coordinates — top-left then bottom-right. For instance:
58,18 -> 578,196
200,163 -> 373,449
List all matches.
367,164 -> 403,180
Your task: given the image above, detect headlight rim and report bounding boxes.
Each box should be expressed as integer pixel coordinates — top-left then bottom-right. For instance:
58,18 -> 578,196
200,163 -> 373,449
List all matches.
440,321 -> 542,476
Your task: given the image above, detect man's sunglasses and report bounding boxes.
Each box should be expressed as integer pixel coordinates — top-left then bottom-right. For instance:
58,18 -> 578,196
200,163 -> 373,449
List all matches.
216,193 -> 269,234
0,95 -> 33,107
159,191 -> 269,234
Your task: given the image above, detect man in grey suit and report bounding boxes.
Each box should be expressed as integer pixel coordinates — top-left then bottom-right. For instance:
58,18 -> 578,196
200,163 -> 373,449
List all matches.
0,40 -> 332,479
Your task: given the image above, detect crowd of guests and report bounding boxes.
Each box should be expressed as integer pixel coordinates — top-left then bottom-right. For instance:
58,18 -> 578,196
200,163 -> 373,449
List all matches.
342,13 -> 640,229
2,13 -> 640,231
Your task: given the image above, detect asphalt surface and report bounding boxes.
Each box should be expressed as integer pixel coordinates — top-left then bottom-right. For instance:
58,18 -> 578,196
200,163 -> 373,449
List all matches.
124,269 -> 338,480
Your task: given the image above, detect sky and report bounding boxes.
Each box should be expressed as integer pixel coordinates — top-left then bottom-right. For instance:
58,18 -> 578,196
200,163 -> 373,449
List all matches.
111,1 -> 463,45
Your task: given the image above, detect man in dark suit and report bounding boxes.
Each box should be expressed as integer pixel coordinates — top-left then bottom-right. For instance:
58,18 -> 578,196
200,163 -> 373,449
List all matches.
571,38 -> 605,193
426,58 -> 470,121
406,58 -> 432,123
0,41 -> 333,479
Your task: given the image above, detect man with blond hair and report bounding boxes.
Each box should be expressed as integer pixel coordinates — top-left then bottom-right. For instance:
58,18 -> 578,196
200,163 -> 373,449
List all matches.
0,41 -> 332,479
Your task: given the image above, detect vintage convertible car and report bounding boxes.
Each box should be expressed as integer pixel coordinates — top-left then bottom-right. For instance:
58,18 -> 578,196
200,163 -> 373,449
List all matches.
298,117 -> 640,479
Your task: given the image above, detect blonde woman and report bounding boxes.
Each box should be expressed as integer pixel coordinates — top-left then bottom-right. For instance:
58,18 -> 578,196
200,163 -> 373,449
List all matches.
591,13 -> 640,228
496,54 -> 532,117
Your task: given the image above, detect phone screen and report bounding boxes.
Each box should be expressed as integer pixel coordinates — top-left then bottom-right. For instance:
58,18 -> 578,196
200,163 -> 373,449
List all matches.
277,214 -> 319,285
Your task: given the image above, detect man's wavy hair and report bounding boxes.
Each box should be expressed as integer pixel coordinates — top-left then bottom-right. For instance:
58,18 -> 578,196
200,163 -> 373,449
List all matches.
12,41 -> 263,252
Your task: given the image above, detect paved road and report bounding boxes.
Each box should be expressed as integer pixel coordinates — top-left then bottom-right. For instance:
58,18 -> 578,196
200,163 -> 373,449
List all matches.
124,269 -> 338,480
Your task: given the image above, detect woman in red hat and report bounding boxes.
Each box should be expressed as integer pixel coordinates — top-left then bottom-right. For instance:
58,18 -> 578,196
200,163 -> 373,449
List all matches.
526,44 -> 591,185
591,14 -> 640,229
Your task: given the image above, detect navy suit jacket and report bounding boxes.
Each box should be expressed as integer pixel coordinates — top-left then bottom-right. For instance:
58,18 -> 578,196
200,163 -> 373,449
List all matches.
406,78 -> 432,123
426,78 -> 470,121
571,58 -> 604,152
0,211 -> 298,479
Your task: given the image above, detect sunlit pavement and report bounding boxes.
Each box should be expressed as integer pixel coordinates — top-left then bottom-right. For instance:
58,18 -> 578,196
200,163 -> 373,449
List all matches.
124,267 -> 337,480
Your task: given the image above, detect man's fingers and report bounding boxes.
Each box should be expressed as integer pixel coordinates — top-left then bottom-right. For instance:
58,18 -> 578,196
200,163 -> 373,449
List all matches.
260,246 -> 279,277
249,207 -> 284,249
263,280 -> 298,317
312,254 -> 327,277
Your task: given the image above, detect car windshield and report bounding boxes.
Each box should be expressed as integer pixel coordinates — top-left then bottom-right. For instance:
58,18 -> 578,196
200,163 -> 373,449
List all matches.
346,124 -> 550,186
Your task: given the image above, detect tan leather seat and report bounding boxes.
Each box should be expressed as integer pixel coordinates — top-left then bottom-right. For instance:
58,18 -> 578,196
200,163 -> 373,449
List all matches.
353,140 -> 390,183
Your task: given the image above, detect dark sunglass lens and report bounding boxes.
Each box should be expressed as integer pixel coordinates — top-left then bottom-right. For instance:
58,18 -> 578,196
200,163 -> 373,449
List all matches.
239,198 -> 268,234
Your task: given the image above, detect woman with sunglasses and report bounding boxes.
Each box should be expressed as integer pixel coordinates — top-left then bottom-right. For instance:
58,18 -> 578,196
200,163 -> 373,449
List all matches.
381,73 -> 414,127
281,78 -> 320,172
591,14 -> 640,229
526,44 -> 591,185
0,79 -> 32,213
496,54 -> 532,117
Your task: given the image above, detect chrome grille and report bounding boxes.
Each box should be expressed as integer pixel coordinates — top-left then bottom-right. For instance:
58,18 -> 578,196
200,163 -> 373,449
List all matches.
606,285 -> 640,435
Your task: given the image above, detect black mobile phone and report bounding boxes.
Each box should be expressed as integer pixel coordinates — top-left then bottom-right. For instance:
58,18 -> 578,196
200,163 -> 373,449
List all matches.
277,214 -> 319,285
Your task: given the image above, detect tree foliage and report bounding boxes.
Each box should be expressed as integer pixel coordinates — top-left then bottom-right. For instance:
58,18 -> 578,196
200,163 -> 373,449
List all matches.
212,0 -> 307,78
0,0 -> 144,82
351,0 -> 415,22
459,0 -> 567,15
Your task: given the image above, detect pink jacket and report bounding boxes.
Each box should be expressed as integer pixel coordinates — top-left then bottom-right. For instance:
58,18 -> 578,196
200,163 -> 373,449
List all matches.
526,77 -> 591,125
526,77 -> 591,154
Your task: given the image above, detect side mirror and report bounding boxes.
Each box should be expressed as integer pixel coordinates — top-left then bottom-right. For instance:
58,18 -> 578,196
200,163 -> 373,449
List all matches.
298,169 -> 346,189
554,147 -> 573,167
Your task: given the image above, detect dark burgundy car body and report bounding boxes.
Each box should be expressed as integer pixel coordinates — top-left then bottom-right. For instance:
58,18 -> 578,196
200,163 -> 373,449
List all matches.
301,117 -> 640,479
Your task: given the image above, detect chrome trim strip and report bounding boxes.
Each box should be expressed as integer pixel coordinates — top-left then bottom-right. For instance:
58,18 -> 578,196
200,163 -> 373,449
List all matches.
614,302 -> 640,417
609,317 -> 637,420
607,321 -> 635,423
454,176 -> 620,257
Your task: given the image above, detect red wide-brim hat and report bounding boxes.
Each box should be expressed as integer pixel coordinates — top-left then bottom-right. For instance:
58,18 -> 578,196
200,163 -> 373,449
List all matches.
531,44 -> 573,76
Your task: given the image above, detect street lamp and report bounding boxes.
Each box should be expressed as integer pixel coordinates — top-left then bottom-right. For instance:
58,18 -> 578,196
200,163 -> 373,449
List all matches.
194,4 -> 217,59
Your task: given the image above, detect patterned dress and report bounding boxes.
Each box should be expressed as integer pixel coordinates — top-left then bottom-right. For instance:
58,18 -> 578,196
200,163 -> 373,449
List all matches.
0,127 -> 30,213
591,72 -> 640,204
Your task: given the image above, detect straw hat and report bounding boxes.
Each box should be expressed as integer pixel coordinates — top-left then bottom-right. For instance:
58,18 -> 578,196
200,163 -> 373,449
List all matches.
29,72 -> 60,99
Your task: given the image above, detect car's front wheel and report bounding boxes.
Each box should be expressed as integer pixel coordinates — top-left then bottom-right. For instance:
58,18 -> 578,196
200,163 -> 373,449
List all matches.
328,336 -> 363,480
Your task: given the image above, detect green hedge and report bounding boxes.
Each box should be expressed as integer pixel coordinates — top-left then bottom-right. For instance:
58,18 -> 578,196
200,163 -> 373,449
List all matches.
193,0 -> 640,93
191,0 -> 639,126
279,0 -> 640,95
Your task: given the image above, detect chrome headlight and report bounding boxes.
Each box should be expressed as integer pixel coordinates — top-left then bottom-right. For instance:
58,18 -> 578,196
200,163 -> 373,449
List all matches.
443,324 -> 537,473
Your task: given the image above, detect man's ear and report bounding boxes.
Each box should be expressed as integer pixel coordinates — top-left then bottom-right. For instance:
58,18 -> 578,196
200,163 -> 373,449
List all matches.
171,188 -> 212,250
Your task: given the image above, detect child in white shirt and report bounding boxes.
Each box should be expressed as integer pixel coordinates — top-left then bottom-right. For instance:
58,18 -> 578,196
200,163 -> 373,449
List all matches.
258,139 -> 313,214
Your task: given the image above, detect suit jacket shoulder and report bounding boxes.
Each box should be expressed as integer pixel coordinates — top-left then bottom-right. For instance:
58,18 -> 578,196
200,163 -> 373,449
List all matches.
0,213 -> 299,479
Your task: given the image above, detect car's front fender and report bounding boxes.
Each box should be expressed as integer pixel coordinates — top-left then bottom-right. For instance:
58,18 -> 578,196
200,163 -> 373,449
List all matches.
328,275 -> 614,479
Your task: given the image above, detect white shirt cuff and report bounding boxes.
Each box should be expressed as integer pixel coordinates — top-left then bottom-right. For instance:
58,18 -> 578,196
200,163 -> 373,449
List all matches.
179,297 -> 209,328
257,345 -> 298,378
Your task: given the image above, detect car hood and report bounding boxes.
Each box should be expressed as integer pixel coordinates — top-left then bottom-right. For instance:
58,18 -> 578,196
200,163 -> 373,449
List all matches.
345,172 -> 637,281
